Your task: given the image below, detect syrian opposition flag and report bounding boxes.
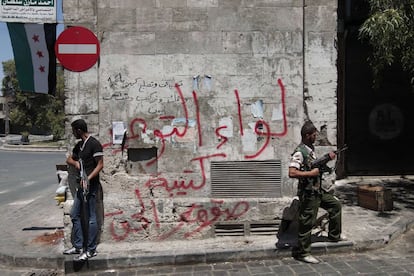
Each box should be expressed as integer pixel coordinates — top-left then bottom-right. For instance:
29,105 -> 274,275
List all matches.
7,23 -> 57,95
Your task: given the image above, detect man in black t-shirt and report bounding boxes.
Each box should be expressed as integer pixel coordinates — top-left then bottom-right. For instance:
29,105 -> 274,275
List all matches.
63,119 -> 104,261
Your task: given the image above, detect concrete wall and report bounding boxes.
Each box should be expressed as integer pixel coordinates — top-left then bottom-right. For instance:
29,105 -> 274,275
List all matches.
62,0 -> 338,243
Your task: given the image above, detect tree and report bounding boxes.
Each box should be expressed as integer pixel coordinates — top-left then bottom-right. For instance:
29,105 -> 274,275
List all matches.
1,60 -> 65,140
359,0 -> 414,88
1,60 -> 18,98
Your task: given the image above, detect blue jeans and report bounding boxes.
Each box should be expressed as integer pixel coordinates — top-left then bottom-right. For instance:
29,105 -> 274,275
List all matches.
71,184 -> 98,252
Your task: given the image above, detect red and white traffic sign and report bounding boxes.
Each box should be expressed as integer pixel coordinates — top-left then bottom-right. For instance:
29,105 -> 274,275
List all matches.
55,26 -> 100,72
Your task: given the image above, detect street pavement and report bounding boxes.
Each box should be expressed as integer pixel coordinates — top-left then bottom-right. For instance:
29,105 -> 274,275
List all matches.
1,207 -> 414,276
1,139 -> 414,275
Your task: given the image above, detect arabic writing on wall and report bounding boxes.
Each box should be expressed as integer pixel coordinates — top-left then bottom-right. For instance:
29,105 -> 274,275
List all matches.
102,78 -> 288,241
105,190 -> 250,241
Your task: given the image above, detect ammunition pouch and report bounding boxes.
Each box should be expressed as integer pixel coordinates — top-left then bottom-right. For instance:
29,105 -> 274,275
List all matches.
298,176 -> 321,196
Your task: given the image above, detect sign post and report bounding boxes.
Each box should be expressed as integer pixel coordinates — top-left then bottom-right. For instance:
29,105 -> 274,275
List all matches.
55,26 -> 100,72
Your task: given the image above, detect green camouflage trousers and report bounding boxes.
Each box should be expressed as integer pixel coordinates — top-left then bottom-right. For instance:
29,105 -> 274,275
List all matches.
295,191 -> 342,257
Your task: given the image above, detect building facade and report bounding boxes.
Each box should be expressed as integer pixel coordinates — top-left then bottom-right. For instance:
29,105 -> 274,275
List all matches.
62,0 -> 338,243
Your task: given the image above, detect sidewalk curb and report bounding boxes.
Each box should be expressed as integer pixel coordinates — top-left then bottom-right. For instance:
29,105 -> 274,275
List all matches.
63,241 -> 355,274
0,236 -> 353,272
0,144 -> 67,152
0,251 -> 64,269
1,216 -> 412,273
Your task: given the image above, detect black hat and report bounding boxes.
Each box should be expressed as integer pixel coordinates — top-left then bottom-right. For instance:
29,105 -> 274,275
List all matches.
301,120 -> 317,137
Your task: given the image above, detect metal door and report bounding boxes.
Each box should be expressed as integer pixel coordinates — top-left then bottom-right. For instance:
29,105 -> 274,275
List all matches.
340,1 -> 414,175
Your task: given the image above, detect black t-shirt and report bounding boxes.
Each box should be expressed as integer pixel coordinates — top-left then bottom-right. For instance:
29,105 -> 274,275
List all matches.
73,136 -> 103,184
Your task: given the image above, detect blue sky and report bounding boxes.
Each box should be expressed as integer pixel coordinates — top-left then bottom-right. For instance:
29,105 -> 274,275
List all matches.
0,0 -> 63,82
0,22 -> 13,81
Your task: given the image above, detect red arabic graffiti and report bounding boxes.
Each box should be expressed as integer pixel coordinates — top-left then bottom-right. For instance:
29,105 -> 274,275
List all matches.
104,152 -> 250,241
103,78 -> 288,161
215,126 -> 228,149
234,89 -> 244,136
105,188 -> 152,242
160,199 -> 249,240
245,79 -> 287,159
105,189 -> 249,241
101,79 -> 287,241
145,153 -> 226,197
193,91 -> 203,147
129,118 -> 147,140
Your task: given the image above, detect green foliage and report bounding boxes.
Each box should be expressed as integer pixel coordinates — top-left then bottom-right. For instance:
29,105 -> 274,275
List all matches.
1,60 -> 19,97
1,60 -> 65,140
359,0 -> 414,88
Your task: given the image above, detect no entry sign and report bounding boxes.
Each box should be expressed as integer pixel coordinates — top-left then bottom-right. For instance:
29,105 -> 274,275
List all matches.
55,26 -> 100,72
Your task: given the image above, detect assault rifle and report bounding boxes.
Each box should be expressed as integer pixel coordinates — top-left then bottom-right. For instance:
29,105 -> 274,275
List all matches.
79,159 -> 89,203
311,145 -> 348,174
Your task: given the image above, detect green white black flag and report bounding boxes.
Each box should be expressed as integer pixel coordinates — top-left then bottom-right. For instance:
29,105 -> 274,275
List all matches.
7,23 -> 56,95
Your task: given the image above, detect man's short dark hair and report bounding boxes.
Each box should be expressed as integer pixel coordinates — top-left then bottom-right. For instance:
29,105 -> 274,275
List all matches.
301,120 -> 317,138
71,119 -> 88,133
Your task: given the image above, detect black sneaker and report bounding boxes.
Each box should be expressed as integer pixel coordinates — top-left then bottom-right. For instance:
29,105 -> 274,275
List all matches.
63,247 -> 82,255
74,251 -> 97,261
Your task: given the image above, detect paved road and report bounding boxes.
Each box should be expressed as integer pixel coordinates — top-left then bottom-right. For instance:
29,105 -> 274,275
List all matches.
0,150 -> 66,243
0,150 -> 66,276
0,150 -> 66,206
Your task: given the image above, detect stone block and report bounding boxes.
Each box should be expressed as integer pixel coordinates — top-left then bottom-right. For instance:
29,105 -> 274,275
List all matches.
188,32 -> 223,54
208,8 -> 253,31
98,8 -> 137,32
155,31 -> 191,54
252,7 -> 302,31
157,0 -> 187,8
98,0 -> 154,9
188,0 -> 218,8
255,0 -> 303,7
171,8 -> 209,31
305,5 -> 337,32
137,8 -> 173,32
102,32 -> 156,55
